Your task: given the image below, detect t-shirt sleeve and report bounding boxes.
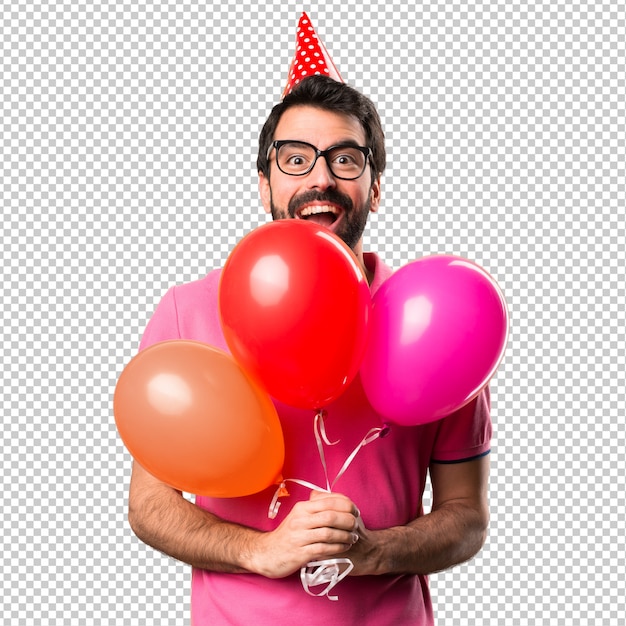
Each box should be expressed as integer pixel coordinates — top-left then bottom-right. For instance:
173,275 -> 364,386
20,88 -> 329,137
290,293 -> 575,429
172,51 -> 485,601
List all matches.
430,386 -> 492,464
138,287 -> 182,351
137,270 -> 225,353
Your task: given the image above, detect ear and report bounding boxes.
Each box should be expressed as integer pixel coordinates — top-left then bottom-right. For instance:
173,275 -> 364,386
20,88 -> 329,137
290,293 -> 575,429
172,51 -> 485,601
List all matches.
258,172 -> 272,214
369,175 -> 381,213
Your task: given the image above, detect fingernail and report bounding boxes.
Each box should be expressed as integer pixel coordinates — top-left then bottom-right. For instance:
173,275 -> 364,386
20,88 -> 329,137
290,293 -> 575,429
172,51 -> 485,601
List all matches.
351,532 -> 359,543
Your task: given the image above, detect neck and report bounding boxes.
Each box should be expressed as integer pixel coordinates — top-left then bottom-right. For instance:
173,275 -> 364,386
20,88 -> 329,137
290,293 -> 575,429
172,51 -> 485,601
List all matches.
353,241 -> 373,285
364,262 -> 374,285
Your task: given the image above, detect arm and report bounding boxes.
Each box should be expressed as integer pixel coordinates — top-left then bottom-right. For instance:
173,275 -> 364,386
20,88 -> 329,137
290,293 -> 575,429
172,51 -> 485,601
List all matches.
342,454 -> 490,576
127,461 -> 360,578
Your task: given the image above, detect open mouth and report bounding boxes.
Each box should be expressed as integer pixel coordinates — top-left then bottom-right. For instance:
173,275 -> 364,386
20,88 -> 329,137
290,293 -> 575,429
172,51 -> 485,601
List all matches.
297,205 -> 342,229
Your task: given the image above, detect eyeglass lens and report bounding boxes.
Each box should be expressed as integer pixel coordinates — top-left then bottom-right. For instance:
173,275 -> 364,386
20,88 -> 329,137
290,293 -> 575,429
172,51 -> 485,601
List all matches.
276,142 -> 367,179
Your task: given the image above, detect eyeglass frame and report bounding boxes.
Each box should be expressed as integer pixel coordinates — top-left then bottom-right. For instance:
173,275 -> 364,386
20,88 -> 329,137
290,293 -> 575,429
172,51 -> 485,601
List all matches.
266,140 -> 373,180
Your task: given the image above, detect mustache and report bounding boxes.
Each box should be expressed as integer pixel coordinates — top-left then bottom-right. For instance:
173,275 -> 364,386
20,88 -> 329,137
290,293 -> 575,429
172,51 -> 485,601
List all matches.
287,189 -> 353,218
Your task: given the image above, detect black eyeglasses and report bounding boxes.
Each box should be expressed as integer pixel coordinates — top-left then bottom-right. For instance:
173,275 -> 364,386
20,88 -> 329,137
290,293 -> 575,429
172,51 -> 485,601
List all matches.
267,140 -> 372,180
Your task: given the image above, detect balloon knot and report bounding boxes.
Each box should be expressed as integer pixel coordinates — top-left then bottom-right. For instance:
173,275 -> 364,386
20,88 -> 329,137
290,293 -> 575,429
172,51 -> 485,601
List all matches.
379,423 -> 391,438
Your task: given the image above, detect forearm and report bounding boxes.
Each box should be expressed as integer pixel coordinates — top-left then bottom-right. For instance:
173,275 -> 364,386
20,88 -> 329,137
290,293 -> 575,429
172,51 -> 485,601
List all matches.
355,454 -> 492,577
366,502 -> 489,576
128,463 -> 261,573
128,465 -> 360,578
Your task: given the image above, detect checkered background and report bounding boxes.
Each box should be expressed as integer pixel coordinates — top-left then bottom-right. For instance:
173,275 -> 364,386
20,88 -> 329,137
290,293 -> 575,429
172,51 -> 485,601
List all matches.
2,1 -> 624,624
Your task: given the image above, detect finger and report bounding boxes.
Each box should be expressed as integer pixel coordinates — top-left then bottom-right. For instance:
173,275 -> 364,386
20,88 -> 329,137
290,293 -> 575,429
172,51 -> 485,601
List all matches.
284,501 -> 355,536
311,491 -> 361,520
308,491 -> 357,515
309,489 -> 333,501
308,527 -> 360,550
311,509 -> 360,532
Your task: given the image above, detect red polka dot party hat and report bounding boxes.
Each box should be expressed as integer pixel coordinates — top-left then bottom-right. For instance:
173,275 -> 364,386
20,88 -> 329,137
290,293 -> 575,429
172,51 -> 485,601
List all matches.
282,12 -> 344,98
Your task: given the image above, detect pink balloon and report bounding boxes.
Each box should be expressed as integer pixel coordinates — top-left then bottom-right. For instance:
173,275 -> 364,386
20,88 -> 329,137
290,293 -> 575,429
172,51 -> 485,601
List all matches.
360,255 -> 509,425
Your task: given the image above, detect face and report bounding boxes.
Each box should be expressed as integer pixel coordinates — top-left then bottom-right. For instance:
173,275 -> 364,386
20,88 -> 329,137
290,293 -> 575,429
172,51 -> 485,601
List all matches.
259,106 -> 381,259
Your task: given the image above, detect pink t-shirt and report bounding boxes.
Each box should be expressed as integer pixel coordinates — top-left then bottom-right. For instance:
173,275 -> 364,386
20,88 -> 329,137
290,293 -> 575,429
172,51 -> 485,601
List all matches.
139,252 -> 492,626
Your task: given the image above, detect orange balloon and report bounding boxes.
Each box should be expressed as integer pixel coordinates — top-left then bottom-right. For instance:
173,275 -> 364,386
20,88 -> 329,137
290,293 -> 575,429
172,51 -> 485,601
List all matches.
114,340 -> 284,497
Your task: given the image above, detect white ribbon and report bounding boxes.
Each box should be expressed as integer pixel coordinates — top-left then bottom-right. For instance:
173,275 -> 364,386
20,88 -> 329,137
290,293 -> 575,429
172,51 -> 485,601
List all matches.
268,413 -> 387,519
300,558 -> 354,601
268,477 -> 326,520
313,409 -> 338,492
329,424 -> 386,490
267,411 -> 389,600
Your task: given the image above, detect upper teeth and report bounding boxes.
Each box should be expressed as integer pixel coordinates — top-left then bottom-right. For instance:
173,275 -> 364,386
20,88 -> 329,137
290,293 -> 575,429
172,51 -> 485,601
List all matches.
300,206 -> 339,217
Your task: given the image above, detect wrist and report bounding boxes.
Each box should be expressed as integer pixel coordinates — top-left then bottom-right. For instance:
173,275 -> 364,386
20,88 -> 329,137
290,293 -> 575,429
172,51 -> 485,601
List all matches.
239,531 -> 289,579
350,527 -> 396,576
237,528 -> 266,575
359,526 -> 415,576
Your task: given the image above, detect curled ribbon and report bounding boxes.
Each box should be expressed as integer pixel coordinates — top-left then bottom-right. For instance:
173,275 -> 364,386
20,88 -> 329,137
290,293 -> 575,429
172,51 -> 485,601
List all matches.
300,558 -> 354,601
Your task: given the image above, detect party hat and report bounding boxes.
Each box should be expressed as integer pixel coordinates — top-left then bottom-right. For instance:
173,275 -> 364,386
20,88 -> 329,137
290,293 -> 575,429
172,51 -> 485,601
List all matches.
282,12 -> 344,98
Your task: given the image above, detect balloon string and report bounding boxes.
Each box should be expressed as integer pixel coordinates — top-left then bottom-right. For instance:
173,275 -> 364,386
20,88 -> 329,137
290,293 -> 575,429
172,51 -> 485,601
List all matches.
314,410 -> 385,491
268,477 -> 328,519
330,425 -> 385,490
315,409 -> 340,446
268,413 -> 387,519
267,412 -> 388,600
313,409 -> 337,492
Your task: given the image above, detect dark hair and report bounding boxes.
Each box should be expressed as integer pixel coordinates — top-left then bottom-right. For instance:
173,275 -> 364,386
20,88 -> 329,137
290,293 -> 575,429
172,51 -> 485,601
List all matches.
257,75 -> 386,184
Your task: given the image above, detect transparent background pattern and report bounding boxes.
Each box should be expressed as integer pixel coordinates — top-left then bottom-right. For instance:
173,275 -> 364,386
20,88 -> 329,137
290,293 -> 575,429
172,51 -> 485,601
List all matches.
2,2 -> 624,624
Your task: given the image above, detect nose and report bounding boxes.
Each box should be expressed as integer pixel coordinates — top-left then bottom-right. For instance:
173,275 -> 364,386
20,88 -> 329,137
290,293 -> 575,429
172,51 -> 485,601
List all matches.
305,154 -> 337,189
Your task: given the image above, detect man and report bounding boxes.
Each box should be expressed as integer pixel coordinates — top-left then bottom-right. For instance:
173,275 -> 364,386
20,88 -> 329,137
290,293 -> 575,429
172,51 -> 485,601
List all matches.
127,73 -> 492,625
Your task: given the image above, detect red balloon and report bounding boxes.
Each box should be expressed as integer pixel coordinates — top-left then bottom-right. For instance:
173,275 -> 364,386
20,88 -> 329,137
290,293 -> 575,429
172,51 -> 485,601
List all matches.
114,340 -> 285,497
360,255 -> 509,425
219,220 -> 371,410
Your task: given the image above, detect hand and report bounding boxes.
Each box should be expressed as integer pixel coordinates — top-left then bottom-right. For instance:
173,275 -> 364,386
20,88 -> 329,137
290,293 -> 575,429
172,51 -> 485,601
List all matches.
248,490 -> 360,579
334,517 -> 383,576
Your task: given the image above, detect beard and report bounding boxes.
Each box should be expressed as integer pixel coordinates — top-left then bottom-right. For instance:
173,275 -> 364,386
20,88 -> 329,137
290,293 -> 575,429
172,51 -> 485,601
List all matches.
269,187 -> 371,251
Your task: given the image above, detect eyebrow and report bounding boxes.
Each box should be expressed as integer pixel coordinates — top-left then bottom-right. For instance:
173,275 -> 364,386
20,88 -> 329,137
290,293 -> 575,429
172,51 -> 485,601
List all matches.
333,140 -> 363,148
283,139 -> 365,148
